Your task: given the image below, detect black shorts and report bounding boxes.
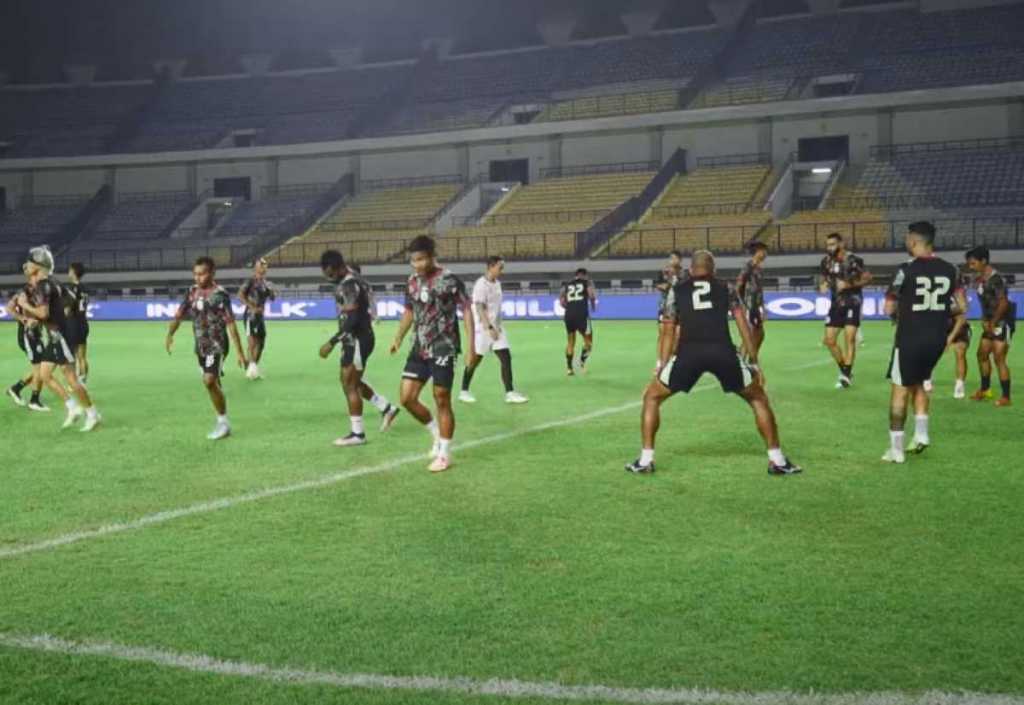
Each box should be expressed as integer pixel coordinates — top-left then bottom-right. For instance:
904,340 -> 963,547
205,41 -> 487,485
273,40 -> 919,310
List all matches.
23,329 -> 44,364
983,320 -> 1015,344
950,323 -> 971,346
403,353 -> 457,389
245,314 -> 267,340
16,324 -> 26,353
658,343 -> 755,395
826,301 -> 861,328
63,319 -> 88,349
197,353 -> 224,376
340,332 -> 375,371
887,340 -> 945,388
565,315 -> 592,336
748,307 -> 764,329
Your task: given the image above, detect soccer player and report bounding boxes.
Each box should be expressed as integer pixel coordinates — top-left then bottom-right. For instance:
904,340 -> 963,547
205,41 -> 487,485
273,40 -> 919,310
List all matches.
949,263 -> 974,399
166,256 -> 249,440
736,240 -> 768,360
560,267 -> 596,376
882,222 -> 966,463
238,257 -> 277,380
389,235 -> 474,473
654,250 -> 683,373
965,246 -> 1014,406
459,256 -> 528,404
625,250 -> 801,476
819,232 -> 872,388
17,247 -> 101,431
63,262 -> 91,383
318,249 -> 400,446
5,267 -> 47,411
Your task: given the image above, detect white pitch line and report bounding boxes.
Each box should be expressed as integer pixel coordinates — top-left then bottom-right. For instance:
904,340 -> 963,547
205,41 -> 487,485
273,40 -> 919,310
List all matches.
1,631 -> 1021,705
0,399 -> 642,561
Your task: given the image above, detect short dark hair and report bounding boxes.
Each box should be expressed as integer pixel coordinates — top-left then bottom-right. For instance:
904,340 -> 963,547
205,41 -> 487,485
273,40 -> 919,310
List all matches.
746,240 -> 768,254
69,262 -> 86,279
320,249 -> 345,271
194,256 -> 215,271
826,232 -> 843,242
669,249 -> 683,259
907,221 -> 936,244
965,246 -> 990,263
486,255 -> 504,267
575,267 -> 588,277
408,235 -> 436,256
349,263 -> 362,274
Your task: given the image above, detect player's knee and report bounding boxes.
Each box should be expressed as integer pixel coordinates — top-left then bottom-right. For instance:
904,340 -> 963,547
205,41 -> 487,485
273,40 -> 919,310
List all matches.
202,374 -> 218,389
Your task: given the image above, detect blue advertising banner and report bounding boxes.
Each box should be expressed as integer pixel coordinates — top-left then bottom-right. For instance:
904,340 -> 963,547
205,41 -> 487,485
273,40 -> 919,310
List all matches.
1,292 -> 1019,322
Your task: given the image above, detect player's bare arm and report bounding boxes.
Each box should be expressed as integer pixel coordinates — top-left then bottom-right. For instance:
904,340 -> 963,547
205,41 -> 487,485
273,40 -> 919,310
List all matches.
390,308 -> 414,354
227,319 -> 248,369
464,300 -> 476,356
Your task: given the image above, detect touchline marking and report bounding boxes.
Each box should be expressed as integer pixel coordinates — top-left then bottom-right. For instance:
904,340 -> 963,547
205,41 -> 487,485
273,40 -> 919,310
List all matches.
1,632 -> 1020,705
0,399 -> 642,561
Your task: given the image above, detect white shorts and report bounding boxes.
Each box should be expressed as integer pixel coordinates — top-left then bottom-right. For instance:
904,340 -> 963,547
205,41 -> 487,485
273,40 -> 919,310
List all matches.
474,328 -> 510,355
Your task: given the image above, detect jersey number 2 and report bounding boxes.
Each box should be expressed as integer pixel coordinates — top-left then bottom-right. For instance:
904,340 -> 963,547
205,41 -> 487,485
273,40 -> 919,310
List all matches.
691,281 -> 713,310
912,276 -> 951,312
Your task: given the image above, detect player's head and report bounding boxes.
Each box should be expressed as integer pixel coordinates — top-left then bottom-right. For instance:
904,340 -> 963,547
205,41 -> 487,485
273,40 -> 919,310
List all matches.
349,263 -> 362,275
26,245 -> 54,275
254,257 -> 269,277
690,249 -> 715,277
965,245 -> 990,273
825,232 -> 843,256
574,267 -> 588,280
668,250 -> 683,268
407,235 -> 437,276
192,256 -> 215,288
320,249 -> 347,281
485,255 -> 505,279
69,262 -> 86,283
747,240 -> 768,263
905,221 -> 936,255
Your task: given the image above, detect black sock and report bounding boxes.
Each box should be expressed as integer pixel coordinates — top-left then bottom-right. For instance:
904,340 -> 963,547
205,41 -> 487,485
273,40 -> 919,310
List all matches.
30,391 -> 41,403
496,349 -> 514,393
842,364 -> 852,377
981,374 -> 991,391
581,347 -> 591,365
11,380 -> 26,395
1000,379 -> 1011,399
461,365 -> 476,392
566,354 -> 574,371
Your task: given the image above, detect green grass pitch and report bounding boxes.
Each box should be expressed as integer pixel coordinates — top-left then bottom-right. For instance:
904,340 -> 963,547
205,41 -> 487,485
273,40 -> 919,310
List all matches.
1,319 -> 1022,705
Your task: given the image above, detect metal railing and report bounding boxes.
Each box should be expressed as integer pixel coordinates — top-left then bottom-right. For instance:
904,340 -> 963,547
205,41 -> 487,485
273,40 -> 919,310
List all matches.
452,208 -> 609,227
821,191 -> 1024,210
654,201 -> 763,217
359,174 -> 464,192
870,135 -> 1024,159
538,88 -> 682,123
260,182 -> 337,199
695,152 -> 772,168
317,218 -> 431,232
539,161 -> 660,179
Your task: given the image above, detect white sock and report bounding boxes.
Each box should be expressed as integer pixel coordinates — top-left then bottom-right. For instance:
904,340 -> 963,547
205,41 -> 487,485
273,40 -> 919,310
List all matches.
217,414 -> 229,426
351,416 -> 364,435
426,419 -> 439,439
890,430 -> 904,454
914,415 -> 929,443
639,448 -> 654,466
86,406 -> 98,419
369,393 -> 390,413
438,438 -> 451,457
955,378 -> 964,388
767,448 -> 786,466
65,398 -> 79,411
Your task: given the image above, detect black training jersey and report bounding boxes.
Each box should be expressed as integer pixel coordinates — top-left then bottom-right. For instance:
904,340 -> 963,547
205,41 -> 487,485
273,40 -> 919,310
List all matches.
887,256 -> 960,345
334,273 -> 374,344
63,282 -> 89,324
561,278 -> 593,319
32,278 -> 68,336
239,277 -> 276,315
820,252 -> 867,306
976,270 -> 1012,324
673,276 -> 742,346
737,259 -> 764,313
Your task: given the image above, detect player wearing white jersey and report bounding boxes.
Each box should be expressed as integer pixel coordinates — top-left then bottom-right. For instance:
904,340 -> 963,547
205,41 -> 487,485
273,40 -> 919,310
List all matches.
459,256 -> 528,404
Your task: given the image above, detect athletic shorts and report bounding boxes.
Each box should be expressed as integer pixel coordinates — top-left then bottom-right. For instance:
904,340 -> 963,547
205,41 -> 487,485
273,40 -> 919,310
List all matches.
565,315 -> 592,336
340,332 -> 375,371
473,327 -> 510,356
826,301 -> 861,329
983,320 -> 1015,344
748,307 -> 764,329
403,353 -> 457,389
245,314 -> 267,340
40,332 -> 74,366
950,322 -> 971,346
197,353 -> 223,377
23,329 -> 44,364
887,340 -> 945,388
63,319 -> 88,349
658,343 -> 755,395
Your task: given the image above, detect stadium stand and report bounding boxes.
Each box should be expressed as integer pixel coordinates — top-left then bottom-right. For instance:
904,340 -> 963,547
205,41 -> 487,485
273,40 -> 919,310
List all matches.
0,196 -> 96,271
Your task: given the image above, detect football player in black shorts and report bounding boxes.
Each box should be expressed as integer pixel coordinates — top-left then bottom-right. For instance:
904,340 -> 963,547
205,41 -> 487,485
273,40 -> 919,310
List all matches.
63,262 -> 91,383
736,240 -> 768,360
239,257 -> 277,380
882,222 -> 966,463
318,249 -> 400,447
819,233 -> 872,388
654,250 -> 683,374
625,250 -> 801,476
560,268 -> 596,376
17,246 -> 101,431
390,236 -> 475,473
166,256 -> 249,440
948,264 -> 974,399
5,267 -> 47,411
966,246 -> 1014,406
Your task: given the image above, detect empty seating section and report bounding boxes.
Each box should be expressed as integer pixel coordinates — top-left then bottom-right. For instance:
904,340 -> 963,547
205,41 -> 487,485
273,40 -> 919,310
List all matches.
215,187 -> 338,240
273,183 -> 460,265
442,171 -> 654,260
614,165 -> 771,256
693,74 -> 795,108
89,192 -> 196,241
537,87 -> 681,122
0,199 -> 91,271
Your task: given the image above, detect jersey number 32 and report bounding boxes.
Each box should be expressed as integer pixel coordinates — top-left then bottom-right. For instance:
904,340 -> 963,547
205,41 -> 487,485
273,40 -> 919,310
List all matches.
912,276 -> 950,312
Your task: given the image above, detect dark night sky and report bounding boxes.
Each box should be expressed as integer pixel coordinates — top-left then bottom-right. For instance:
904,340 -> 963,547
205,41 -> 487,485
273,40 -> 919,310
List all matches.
0,0 -> 686,83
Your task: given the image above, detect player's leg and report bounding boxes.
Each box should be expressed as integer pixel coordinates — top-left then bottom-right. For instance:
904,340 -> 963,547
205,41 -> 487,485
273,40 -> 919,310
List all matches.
992,339 -> 1011,406
884,383 -> 911,463
459,348 -> 483,402
750,323 -> 765,359
625,378 -> 672,473
823,325 -> 844,369
908,384 -> 931,452
199,355 -> 230,440
429,363 -> 456,472
27,365 -> 48,411
656,320 -> 675,372
400,361 -> 440,456
953,341 -> 968,399
494,348 -> 526,403
580,321 -> 594,372
737,383 -> 801,474
7,370 -> 34,407
59,362 -> 100,431
842,323 -> 858,375
75,342 -> 89,383
972,337 -> 994,400
565,329 -> 577,376
334,364 -> 368,446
